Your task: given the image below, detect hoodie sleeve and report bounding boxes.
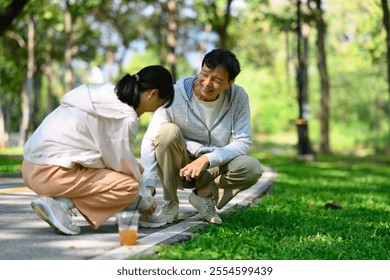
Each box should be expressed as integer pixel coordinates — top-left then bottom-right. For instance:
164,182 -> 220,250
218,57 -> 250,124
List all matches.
141,106 -> 171,188
202,88 -> 252,167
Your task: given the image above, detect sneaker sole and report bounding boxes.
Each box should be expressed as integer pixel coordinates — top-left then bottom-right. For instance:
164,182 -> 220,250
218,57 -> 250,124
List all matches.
189,194 -> 222,225
31,200 -> 80,235
162,212 -> 179,224
138,221 -> 167,228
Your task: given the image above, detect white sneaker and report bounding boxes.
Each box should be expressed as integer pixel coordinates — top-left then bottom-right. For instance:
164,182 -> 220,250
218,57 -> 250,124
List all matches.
157,201 -> 179,223
31,197 -> 81,235
189,191 -> 222,224
139,214 -> 167,228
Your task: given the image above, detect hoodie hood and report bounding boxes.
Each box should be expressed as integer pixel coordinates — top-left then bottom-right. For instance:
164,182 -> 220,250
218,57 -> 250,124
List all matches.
61,83 -> 135,119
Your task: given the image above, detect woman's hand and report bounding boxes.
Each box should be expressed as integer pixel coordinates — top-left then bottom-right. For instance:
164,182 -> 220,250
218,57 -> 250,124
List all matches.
142,199 -> 157,215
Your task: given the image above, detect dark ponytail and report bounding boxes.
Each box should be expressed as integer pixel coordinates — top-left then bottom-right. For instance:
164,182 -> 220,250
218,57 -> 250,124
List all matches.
115,65 -> 174,109
115,73 -> 141,108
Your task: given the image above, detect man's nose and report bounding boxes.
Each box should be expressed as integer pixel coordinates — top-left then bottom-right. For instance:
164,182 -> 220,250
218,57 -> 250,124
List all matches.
203,77 -> 211,87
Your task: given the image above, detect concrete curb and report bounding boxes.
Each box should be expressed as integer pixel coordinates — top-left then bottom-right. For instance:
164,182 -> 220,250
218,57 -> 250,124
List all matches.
93,167 -> 277,260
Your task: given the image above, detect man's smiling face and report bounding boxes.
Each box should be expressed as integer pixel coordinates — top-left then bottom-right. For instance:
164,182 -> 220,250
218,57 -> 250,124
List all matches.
195,65 -> 234,102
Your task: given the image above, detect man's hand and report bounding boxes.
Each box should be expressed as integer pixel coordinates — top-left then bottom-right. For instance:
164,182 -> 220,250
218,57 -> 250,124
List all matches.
179,155 -> 210,181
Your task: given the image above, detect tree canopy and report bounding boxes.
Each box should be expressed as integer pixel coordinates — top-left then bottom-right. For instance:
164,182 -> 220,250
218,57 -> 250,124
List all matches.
0,0 -> 389,156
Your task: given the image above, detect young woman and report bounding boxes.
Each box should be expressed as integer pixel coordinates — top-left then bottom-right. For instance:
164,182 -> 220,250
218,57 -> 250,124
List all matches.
22,65 -> 174,235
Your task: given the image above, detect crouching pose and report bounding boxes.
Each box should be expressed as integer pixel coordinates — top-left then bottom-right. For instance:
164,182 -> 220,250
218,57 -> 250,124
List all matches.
141,49 -> 262,225
22,65 -> 174,235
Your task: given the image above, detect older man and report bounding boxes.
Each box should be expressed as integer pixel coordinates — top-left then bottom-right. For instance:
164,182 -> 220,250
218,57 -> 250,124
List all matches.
141,48 -> 262,224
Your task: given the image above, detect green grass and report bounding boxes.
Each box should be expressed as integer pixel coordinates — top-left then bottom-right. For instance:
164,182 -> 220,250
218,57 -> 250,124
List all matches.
147,154 -> 390,260
0,155 -> 23,175
0,150 -> 23,174
1,144 -> 389,259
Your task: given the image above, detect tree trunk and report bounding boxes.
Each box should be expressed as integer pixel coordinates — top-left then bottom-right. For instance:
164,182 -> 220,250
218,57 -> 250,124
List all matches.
106,49 -> 114,80
32,63 -> 42,130
19,16 -> 35,147
43,48 -> 58,114
64,0 -> 73,92
296,0 -> 315,160
285,20 -> 292,92
219,0 -> 233,48
0,0 -> 29,37
381,0 -> 390,155
158,3 -> 167,67
312,0 -> 331,154
166,0 -> 178,82
0,105 -> 6,148
199,23 -> 212,55
205,0 -> 233,49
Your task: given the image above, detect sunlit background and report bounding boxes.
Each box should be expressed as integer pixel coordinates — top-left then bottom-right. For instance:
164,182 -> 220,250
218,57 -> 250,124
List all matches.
0,0 -> 389,156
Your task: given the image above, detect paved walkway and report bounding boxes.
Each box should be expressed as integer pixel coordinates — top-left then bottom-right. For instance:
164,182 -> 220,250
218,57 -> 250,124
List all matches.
0,167 -> 276,260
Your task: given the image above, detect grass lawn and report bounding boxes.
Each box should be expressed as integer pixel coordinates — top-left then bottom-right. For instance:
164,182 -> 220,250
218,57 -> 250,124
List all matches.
0,155 -> 23,174
1,146 -> 389,260
0,147 -> 23,174
148,154 -> 390,260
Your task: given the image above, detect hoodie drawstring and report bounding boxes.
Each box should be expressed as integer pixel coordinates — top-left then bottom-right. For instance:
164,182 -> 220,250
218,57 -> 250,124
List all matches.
231,105 -> 234,135
185,102 -> 189,122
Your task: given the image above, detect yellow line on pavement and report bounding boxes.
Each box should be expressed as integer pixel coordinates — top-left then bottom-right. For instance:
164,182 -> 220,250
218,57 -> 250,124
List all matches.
0,186 -> 29,194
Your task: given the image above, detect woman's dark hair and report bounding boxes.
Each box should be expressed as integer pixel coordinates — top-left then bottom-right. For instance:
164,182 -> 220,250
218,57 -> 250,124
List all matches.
201,48 -> 241,81
115,65 -> 174,109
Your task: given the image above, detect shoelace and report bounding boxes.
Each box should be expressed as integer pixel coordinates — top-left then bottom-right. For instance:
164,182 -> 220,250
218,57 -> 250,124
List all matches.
141,214 -> 164,222
56,198 -> 77,217
62,207 -> 78,229
163,201 -> 177,214
67,208 -> 78,217
204,197 -> 217,215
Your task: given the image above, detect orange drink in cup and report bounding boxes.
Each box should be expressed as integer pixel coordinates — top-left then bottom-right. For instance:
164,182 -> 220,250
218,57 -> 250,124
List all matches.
116,211 -> 140,246
119,228 -> 138,246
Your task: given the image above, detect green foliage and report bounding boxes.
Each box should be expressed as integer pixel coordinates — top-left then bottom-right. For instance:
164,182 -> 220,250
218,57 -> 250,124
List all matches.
148,154 -> 390,260
231,0 -> 389,154
0,0 -> 389,155
236,63 -> 297,135
123,50 -> 161,75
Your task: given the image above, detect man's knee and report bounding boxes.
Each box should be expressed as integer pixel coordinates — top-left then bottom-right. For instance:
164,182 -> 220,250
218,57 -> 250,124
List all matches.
230,155 -> 262,184
155,123 -> 181,148
247,157 -> 262,182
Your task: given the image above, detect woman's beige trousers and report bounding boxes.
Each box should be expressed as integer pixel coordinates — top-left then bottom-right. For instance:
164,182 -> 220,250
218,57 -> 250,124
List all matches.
22,160 -> 139,229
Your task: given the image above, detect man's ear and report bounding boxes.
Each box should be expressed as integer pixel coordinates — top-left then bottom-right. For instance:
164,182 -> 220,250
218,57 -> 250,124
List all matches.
228,79 -> 235,87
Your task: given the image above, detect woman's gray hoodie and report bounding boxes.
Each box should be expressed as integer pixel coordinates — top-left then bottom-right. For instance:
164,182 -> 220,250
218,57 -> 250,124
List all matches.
141,76 -> 253,188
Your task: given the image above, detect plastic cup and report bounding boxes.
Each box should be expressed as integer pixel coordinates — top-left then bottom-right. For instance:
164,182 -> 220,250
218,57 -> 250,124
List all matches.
116,211 -> 140,246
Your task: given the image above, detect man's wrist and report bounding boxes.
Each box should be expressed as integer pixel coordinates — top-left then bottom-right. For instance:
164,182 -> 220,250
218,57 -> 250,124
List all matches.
200,155 -> 210,168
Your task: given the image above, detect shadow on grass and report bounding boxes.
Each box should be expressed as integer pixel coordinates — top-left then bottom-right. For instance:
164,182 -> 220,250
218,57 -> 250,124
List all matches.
151,154 -> 390,260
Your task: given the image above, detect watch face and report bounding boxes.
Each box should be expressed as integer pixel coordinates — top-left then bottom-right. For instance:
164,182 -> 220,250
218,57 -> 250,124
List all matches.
182,178 -> 196,189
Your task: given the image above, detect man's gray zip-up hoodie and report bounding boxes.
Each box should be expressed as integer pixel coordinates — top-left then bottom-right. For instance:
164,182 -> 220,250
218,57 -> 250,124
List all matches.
141,76 -> 253,188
